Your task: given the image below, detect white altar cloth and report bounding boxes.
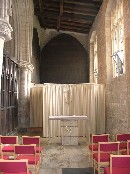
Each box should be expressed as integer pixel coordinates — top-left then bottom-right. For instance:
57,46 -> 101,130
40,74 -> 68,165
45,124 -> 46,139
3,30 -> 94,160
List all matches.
48,115 -> 88,120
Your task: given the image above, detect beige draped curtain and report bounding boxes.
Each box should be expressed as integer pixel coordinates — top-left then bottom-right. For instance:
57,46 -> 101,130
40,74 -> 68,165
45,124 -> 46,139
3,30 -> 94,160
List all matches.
30,83 -> 105,137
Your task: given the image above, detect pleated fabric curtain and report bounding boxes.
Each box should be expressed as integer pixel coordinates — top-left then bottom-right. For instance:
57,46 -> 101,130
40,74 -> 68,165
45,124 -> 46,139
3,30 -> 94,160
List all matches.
30,83 -> 105,138
30,86 -> 43,127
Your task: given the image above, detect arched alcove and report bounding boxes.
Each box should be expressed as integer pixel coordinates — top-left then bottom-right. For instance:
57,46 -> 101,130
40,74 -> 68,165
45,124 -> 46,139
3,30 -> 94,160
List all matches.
40,34 -> 89,84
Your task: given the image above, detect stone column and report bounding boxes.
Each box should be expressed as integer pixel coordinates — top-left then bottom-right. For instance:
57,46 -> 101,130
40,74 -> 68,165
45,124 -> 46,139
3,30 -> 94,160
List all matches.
0,19 -> 12,70
18,61 -> 33,129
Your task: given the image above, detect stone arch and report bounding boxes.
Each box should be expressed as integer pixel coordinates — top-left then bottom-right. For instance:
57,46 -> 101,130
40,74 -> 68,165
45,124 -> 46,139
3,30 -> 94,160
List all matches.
40,30 -> 88,52
40,33 -> 89,84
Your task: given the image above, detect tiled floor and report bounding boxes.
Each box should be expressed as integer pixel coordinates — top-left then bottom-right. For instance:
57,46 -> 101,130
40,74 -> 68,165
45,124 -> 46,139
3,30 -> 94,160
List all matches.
40,137 -> 92,174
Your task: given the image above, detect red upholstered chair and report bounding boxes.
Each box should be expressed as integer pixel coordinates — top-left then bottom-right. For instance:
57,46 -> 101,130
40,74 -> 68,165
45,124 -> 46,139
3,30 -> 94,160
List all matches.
22,136 -> 42,158
104,154 -> 130,174
14,144 -> 40,174
116,133 -> 130,152
88,134 -> 109,161
1,136 -> 18,156
0,159 -> 32,174
93,141 -> 120,174
121,140 -> 130,155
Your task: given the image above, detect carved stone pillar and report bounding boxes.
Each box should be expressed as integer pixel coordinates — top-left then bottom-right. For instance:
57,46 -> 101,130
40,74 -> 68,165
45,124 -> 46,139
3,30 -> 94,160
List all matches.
0,18 -> 12,74
18,61 -> 34,129
0,18 -> 13,109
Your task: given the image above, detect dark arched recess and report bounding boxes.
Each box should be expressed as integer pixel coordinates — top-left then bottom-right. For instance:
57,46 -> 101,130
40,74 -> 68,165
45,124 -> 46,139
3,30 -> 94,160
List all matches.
40,34 -> 89,84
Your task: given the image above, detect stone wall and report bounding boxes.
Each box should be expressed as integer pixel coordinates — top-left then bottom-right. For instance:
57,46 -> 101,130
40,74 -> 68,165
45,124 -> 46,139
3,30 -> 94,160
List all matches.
89,0 -> 130,137
33,13 -> 89,84
124,0 -> 130,129
5,0 -> 130,133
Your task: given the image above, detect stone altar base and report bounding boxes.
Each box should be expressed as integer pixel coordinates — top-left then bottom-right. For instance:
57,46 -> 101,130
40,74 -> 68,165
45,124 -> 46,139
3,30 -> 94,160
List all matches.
61,120 -> 78,145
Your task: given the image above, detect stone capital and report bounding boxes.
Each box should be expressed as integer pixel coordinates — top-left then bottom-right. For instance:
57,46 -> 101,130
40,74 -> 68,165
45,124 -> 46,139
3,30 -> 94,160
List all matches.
18,61 -> 34,72
0,18 -> 13,42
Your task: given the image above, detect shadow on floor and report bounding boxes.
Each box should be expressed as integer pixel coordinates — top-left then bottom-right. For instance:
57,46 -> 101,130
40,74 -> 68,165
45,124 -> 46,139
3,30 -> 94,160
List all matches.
17,127 -> 43,137
62,167 -> 97,174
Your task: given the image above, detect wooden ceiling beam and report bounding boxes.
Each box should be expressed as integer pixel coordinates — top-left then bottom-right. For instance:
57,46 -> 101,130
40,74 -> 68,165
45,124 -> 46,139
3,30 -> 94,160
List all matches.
38,0 -> 47,29
45,20 -> 91,30
43,2 -> 59,9
43,8 -> 59,13
64,0 -> 90,6
33,0 -> 103,34
60,0 -> 64,16
64,5 -> 98,13
43,7 -> 98,17
64,0 -> 99,7
42,2 -> 99,12
60,20 -> 92,28
61,24 -> 90,31
44,15 -> 93,24
64,10 -> 97,17
64,13 -> 95,22
42,11 -> 95,21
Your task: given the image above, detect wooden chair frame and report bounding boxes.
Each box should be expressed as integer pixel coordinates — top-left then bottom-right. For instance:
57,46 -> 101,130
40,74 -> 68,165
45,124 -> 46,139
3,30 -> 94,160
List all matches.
0,135 -> 18,156
116,133 -> 130,152
14,144 -> 40,174
22,136 -> 42,163
104,154 -> 130,174
121,140 -> 130,155
89,134 -> 110,162
93,141 -> 120,174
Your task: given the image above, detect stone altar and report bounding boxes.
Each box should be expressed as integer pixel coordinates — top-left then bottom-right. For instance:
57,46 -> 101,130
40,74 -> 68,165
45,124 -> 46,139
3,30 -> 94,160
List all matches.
48,115 -> 88,145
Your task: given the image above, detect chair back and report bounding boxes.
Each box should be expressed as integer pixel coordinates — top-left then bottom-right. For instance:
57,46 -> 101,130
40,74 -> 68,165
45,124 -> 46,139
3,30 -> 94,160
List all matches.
116,133 -> 130,141
22,136 -> 40,146
14,144 -> 36,155
99,142 -> 120,153
92,134 -> 109,143
110,154 -> 130,174
0,159 -> 29,173
111,155 -> 130,168
1,136 -> 18,144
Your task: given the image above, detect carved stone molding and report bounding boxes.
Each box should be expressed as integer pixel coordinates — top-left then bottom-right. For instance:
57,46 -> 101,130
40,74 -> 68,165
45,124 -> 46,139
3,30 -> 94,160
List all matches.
18,61 -> 34,72
0,18 -> 13,41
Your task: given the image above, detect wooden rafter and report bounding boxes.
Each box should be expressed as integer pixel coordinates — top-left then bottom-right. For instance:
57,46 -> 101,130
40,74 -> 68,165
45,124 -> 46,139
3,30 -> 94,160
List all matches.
33,0 -> 103,34
38,0 -> 46,29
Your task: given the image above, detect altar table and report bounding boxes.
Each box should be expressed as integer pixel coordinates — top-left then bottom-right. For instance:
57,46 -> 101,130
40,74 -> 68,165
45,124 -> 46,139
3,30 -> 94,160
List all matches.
48,115 -> 89,145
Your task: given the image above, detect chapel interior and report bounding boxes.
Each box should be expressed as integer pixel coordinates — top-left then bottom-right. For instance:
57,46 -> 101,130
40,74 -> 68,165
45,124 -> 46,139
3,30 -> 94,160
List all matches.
0,0 -> 130,174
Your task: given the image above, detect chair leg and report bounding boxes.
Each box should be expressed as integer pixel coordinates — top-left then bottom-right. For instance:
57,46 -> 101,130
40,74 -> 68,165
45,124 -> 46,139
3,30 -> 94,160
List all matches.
98,164 -> 100,174
90,152 -> 93,166
89,151 -> 92,161
93,159 -> 96,174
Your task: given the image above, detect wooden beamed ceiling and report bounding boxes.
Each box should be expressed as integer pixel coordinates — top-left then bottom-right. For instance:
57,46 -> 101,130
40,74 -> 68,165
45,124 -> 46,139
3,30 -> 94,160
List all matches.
33,0 -> 103,34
